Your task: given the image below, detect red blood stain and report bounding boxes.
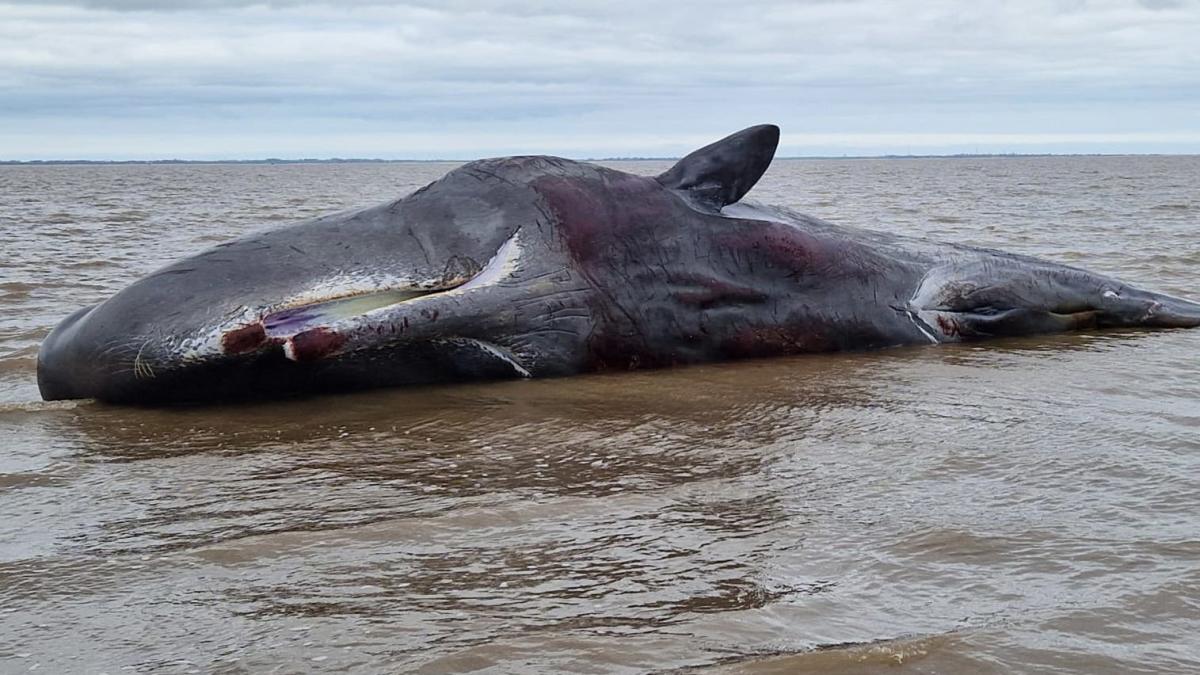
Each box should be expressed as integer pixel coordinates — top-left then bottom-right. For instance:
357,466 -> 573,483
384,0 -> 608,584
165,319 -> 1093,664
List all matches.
221,322 -> 267,355
935,315 -> 962,338
288,327 -> 347,362
713,222 -> 823,275
533,173 -> 666,267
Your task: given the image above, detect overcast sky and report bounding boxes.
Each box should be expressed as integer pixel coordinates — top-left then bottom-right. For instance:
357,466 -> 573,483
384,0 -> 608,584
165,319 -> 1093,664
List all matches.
2,0 -> 1199,159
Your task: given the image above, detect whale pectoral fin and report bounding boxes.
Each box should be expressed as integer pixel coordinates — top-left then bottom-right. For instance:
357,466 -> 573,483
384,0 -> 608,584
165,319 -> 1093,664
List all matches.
656,124 -> 780,210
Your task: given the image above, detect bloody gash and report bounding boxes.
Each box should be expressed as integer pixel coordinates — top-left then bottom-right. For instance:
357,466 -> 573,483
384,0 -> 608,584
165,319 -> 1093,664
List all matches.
38,125 -> 1200,403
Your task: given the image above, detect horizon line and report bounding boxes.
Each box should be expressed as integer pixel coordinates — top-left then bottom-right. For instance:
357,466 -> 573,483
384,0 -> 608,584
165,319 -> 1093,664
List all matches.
3,152 -> 1199,166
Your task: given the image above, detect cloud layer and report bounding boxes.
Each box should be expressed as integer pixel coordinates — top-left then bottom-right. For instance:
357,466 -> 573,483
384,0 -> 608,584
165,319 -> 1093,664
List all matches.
2,0 -> 1199,159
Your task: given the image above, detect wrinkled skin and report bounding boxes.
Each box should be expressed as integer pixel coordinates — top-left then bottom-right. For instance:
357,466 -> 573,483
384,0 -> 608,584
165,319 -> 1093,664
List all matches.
38,125 -> 1200,404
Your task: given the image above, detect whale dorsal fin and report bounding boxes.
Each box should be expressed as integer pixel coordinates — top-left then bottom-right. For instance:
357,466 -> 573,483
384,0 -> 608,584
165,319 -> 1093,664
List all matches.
656,124 -> 780,210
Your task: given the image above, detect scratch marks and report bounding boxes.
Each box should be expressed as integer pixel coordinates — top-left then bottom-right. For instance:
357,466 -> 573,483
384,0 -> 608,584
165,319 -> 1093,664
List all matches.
132,340 -> 155,379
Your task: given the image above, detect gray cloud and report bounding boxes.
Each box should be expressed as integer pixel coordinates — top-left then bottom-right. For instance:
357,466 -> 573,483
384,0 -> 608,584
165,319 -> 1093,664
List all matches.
1,0 -> 1198,158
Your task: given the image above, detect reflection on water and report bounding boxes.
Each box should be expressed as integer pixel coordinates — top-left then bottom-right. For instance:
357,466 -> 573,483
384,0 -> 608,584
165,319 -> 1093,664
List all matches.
1,158 -> 1199,672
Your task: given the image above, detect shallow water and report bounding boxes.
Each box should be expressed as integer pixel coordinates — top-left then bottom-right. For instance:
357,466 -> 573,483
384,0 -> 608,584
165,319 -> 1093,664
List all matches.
1,157 -> 1198,673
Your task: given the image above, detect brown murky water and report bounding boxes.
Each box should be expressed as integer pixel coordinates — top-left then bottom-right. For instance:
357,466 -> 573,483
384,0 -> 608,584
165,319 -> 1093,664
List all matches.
1,157 -> 1199,673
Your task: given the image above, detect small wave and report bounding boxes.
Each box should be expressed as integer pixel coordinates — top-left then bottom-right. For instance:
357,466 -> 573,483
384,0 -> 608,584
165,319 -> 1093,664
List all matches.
0,472 -> 64,489
62,260 -> 119,269
1149,203 -> 1192,211
103,210 -> 150,223
0,355 -> 37,375
0,399 -> 86,414
0,289 -> 31,302
42,213 -> 79,225
39,227 -> 92,237
701,633 -> 956,673
930,215 -> 966,224
1,329 -> 49,345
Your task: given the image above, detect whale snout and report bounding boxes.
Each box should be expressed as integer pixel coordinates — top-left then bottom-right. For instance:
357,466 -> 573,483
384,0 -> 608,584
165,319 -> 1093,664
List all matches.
37,301 -> 205,402
36,304 -> 146,401
37,305 -> 95,401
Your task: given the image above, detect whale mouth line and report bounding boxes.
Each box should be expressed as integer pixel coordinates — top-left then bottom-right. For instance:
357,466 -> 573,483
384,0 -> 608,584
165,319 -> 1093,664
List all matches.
218,286 -> 453,357
217,281 -> 471,358
260,287 -> 444,338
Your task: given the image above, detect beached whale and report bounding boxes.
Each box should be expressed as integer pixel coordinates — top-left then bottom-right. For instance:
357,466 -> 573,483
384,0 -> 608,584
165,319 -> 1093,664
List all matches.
37,125 -> 1200,403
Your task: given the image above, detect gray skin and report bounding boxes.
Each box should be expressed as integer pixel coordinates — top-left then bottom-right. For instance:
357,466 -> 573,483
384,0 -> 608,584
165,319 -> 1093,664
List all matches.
37,125 -> 1200,404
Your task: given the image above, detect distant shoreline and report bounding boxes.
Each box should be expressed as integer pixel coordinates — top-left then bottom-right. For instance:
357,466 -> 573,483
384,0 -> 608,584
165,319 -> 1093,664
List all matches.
1,153 -> 1195,166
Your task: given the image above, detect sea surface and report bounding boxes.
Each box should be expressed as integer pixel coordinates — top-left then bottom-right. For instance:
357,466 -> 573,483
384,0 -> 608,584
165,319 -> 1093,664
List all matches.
1,156 -> 1198,673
